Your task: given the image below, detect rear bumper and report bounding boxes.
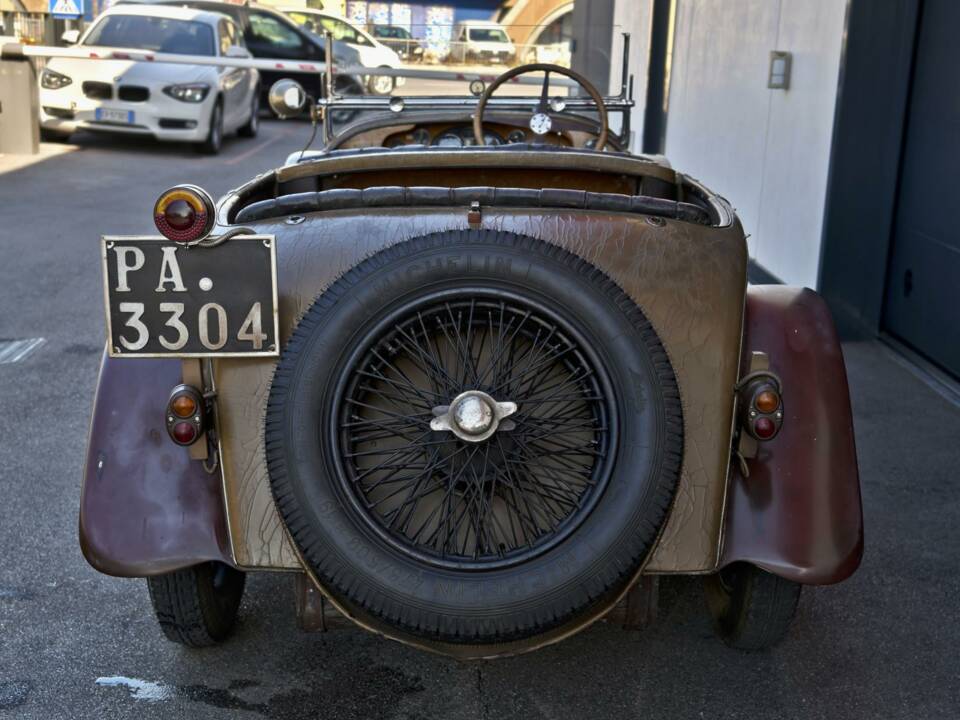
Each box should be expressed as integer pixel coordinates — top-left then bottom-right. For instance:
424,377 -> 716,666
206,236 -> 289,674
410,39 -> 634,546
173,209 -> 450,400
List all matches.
719,286 -> 864,585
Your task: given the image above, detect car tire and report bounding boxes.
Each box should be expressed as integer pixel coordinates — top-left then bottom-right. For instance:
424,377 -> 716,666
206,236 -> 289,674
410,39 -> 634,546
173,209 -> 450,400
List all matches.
40,128 -> 71,143
146,562 -> 246,647
265,230 -> 684,645
703,563 -> 802,651
197,100 -> 223,155
369,68 -> 395,95
237,89 -> 260,138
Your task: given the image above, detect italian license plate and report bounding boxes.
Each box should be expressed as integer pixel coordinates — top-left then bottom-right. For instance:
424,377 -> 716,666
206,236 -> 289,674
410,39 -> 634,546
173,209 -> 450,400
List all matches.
101,236 -> 279,358
96,108 -> 134,124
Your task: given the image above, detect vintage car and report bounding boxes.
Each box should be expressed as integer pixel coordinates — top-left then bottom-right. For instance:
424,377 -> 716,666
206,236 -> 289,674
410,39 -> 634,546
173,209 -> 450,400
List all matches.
82,50 -> 863,659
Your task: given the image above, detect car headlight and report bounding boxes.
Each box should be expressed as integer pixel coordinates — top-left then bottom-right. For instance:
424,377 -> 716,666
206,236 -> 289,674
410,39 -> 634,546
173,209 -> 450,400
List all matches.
163,83 -> 210,103
40,68 -> 72,90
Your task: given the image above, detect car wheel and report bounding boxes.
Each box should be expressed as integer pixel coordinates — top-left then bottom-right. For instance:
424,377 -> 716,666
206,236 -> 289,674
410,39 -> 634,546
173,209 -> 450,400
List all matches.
703,563 -> 802,651
237,89 -> 260,138
146,562 -> 246,647
40,128 -> 71,143
369,69 -> 395,95
265,230 -> 684,645
197,100 -> 223,155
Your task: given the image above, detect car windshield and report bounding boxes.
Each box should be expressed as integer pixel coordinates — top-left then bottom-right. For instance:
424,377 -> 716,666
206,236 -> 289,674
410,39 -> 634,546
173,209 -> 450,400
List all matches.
327,15 -> 620,141
83,15 -> 215,56
469,28 -> 509,43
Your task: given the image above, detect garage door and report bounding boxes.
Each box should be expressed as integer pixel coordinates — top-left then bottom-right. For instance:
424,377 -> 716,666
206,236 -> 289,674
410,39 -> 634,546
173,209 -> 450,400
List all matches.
883,0 -> 960,377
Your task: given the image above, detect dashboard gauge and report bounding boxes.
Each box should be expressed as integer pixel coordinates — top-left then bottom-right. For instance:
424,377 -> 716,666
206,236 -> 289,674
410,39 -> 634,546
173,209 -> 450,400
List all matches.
529,112 -> 553,135
434,132 -> 464,148
506,129 -> 526,144
483,132 -> 502,146
410,128 -> 431,146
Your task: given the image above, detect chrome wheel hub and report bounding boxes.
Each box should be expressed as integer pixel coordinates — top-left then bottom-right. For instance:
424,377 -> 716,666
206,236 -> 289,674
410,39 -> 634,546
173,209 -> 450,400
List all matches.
431,390 -> 517,443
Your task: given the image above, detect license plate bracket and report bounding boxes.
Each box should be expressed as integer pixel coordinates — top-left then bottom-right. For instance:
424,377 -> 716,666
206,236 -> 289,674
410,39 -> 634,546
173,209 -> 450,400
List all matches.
101,235 -> 279,358
95,108 -> 134,124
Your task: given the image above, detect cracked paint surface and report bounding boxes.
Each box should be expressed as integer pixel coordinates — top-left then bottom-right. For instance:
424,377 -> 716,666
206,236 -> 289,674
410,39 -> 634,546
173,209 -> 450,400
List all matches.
215,208 -> 746,572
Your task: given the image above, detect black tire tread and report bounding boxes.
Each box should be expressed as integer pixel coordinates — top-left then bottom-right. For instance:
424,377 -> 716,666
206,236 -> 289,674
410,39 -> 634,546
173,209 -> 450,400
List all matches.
705,564 -> 801,651
237,89 -> 260,138
146,563 -> 244,648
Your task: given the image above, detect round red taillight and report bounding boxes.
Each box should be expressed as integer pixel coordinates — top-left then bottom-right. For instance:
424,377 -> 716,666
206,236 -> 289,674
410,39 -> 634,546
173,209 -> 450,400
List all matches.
153,185 -> 215,243
172,422 -> 197,444
754,417 -> 777,439
164,199 -> 196,231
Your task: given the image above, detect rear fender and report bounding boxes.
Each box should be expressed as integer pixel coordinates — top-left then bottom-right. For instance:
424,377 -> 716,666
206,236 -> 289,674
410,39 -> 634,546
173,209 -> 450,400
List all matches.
719,286 -> 864,584
79,349 -> 233,577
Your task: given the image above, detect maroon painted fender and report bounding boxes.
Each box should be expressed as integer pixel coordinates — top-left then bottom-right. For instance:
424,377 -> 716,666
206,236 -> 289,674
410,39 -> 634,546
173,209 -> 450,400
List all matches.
719,286 -> 864,584
80,350 -> 233,577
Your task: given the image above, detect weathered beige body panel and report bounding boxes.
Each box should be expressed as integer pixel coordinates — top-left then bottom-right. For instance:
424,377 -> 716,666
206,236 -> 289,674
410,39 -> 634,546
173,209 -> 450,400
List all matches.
214,205 -> 747,573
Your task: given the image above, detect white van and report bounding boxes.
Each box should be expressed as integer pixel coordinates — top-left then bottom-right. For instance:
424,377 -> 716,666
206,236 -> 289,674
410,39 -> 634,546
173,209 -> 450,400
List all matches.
448,20 -> 516,66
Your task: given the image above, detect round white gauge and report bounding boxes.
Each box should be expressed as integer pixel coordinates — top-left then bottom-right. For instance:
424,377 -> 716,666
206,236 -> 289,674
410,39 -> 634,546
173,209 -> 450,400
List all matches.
434,132 -> 464,148
529,112 -> 552,135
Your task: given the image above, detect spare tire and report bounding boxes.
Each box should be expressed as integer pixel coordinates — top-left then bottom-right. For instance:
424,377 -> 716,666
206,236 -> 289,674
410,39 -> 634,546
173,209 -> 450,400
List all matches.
265,230 -> 682,644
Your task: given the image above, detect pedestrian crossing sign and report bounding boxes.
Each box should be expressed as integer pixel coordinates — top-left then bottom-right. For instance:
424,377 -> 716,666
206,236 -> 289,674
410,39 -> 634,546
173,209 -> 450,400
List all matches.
50,0 -> 83,19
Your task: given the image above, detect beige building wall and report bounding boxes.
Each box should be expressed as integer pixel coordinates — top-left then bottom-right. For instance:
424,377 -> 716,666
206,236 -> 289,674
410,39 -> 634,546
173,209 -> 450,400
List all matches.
612,0 -> 847,288
500,0 -> 573,46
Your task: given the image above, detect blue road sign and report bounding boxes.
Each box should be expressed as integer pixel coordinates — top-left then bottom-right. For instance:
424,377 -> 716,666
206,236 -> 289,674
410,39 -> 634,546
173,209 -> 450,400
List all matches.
50,0 -> 84,19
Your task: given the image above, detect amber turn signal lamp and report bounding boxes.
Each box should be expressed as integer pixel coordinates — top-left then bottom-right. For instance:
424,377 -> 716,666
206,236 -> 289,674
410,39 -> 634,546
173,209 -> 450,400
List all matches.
171,393 -> 197,418
153,184 -> 215,243
755,389 -> 780,414
165,384 -> 205,446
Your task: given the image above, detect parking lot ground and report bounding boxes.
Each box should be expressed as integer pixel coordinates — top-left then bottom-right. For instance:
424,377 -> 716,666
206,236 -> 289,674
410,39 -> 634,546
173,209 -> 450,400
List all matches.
1,118 -> 959,719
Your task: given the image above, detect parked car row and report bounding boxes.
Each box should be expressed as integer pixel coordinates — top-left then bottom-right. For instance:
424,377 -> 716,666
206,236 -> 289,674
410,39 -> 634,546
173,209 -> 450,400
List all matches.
37,0 -> 407,153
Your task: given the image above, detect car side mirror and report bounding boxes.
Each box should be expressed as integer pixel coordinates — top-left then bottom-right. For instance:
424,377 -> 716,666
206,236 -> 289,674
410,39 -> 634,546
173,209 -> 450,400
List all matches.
61,29 -> 80,45
268,79 -> 307,119
224,46 -> 252,59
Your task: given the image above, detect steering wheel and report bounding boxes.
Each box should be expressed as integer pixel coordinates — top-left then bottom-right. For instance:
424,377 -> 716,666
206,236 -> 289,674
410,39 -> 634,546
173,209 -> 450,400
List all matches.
472,63 -> 609,151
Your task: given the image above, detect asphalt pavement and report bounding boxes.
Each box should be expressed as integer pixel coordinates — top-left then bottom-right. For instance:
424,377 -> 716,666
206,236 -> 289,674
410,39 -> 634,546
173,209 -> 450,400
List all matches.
1,117 -> 958,719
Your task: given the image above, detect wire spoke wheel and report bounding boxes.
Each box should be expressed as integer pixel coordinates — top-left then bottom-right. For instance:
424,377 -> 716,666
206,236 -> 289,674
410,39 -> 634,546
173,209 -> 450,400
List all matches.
336,293 -> 616,569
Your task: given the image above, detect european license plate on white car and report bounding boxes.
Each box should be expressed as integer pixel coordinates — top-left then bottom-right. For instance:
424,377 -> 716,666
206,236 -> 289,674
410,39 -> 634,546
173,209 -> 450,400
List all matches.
95,108 -> 134,124
101,236 -> 279,358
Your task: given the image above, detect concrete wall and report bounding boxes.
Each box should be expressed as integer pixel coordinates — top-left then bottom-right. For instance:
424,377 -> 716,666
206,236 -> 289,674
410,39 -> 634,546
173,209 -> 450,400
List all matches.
570,0 -> 614,93
612,0 -> 847,288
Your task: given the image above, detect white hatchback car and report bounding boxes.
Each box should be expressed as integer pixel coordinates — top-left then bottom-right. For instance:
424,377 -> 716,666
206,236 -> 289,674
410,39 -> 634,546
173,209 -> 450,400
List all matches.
282,9 -> 404,95
38,5 -> 260,154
